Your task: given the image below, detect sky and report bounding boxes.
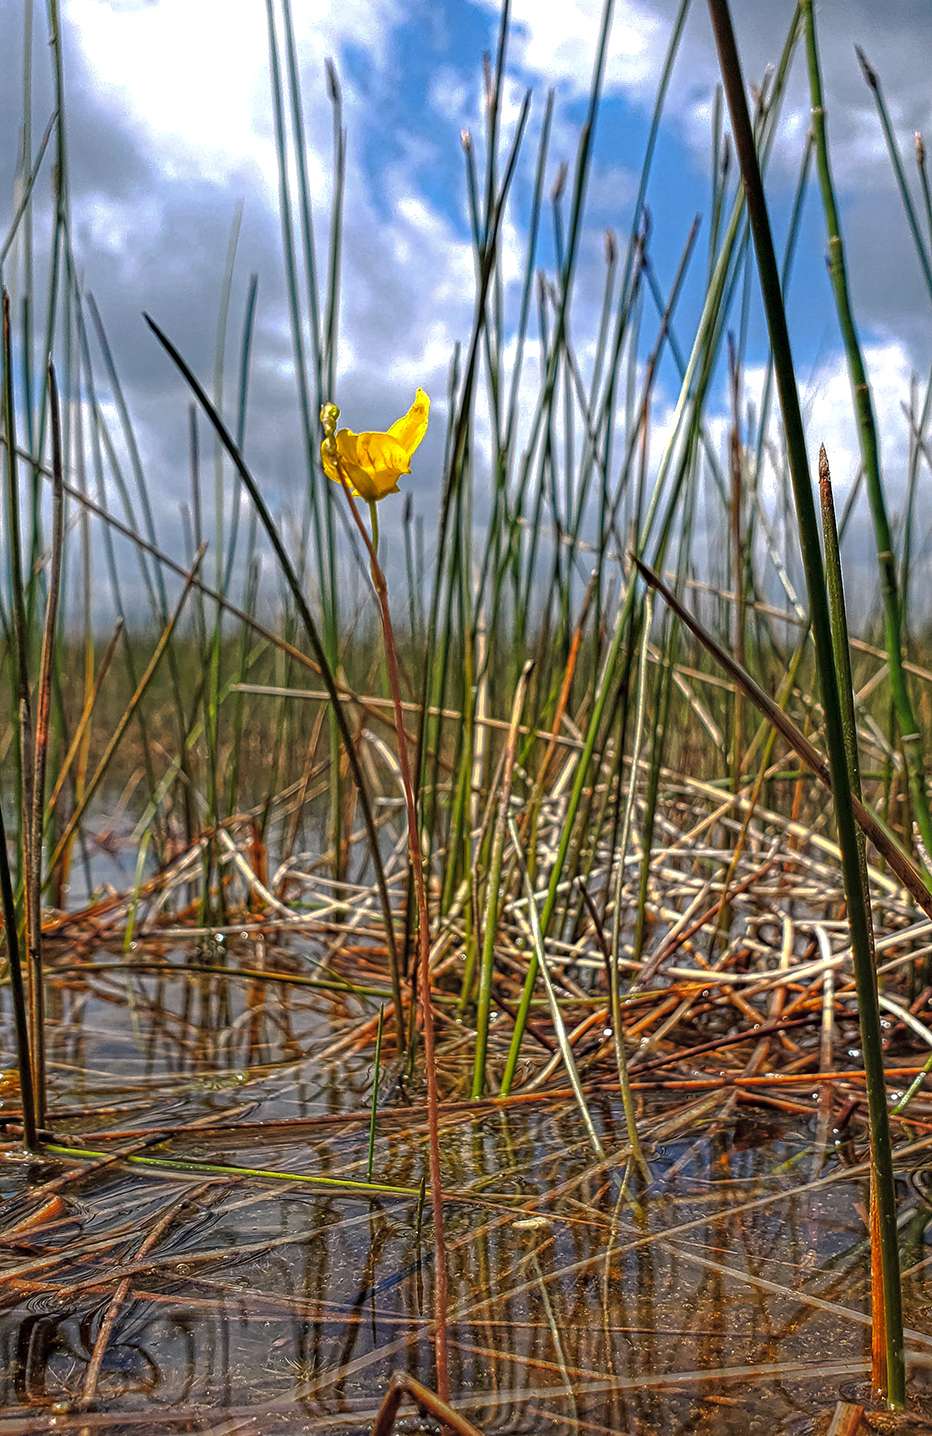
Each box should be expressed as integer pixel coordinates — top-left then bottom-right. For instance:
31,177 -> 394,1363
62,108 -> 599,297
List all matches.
1,0 -> 930,619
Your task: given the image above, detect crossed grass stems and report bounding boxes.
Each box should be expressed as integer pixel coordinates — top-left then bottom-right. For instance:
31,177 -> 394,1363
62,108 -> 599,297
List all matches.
0,0 -> 931,1421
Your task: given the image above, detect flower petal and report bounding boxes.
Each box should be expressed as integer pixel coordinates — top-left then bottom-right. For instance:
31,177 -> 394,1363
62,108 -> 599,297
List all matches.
322,428 -> 411,502
354,431 -> 412,498
387,387 -> 430,460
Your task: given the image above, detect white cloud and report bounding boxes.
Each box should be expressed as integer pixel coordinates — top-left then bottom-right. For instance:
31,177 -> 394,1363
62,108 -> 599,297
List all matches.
734,339 -> 923,619
484,0 -> 666,99
79,192 -> 164,256
27,0 -> 926,615
63,0 -> 401,192
472,0 -> 931,194
585,160 -> 636,216
427,66 -> 471,124
61,0 -> 474,432
743,338 -> 916,500
66,0 -> 277,185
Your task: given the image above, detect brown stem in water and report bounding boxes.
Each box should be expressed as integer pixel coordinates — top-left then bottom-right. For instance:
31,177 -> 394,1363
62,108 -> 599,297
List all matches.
372,1371 -> 484,1436
329,461 -> 449,1405
80,1179 -> 219,1420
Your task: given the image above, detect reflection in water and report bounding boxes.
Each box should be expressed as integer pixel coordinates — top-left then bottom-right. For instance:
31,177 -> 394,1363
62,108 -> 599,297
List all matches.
0,940 -> 929,1434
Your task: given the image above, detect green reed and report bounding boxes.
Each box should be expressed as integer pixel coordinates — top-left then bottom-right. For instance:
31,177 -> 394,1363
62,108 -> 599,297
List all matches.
708,0 -> 905,1399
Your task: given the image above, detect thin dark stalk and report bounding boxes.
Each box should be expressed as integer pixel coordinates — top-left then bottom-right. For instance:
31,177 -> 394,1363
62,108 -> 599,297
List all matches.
0,797 -> 37,1150
705,17 -> 904,1402
2,291 -> 33,891
26,361 -> 64,1126
818,444 -> 887,1391
608,591 -> 651,1174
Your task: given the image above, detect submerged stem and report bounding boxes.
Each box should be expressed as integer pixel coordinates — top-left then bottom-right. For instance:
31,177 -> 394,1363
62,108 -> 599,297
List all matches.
334,457 -> 450,1404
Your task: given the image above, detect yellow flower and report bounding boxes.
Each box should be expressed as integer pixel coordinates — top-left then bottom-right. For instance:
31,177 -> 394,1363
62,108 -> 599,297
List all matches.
320,388 -> 430,502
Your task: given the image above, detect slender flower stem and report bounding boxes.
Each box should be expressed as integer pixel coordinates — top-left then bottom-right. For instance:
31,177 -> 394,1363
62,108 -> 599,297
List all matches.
327,442 -> 449,1403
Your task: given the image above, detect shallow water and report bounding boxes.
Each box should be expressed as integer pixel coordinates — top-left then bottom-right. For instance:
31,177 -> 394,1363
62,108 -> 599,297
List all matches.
0,940 -> 930,1434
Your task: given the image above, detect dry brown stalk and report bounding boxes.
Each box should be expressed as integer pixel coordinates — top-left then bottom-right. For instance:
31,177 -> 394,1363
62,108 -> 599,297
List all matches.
371,1372 -> 485,1436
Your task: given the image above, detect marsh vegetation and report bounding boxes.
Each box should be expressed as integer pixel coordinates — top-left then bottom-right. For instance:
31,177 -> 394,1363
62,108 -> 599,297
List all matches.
1,0 -> 931,1430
